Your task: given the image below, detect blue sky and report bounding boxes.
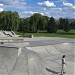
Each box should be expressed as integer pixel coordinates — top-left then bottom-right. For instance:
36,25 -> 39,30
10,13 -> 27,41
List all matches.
0,0 -> 75,18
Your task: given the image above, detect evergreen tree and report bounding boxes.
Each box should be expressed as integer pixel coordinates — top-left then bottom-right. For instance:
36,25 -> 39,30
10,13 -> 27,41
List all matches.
58,18 -> 66,29
47,17 -> 57,33
70,20 -> 75,29
63,18 -> 71,32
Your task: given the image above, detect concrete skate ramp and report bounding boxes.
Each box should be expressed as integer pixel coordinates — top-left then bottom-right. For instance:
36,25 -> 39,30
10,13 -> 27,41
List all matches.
0,46 -> 44,75
0,43 -> 75,75
26,42 -> 75,75
0,46 -> 18,75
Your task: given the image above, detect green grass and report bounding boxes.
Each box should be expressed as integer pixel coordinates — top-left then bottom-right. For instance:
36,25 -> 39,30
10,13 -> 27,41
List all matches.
16,30 -> 75,38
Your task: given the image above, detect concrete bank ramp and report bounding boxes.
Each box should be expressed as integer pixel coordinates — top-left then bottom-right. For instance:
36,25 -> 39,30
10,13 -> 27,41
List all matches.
0,46 -> 46,75
26,43 -> 75,75
0,43 -> 74,75
0,46 -> 18,75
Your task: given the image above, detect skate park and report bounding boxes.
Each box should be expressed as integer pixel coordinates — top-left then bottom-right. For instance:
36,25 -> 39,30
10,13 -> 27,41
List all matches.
0,31 -> 75,75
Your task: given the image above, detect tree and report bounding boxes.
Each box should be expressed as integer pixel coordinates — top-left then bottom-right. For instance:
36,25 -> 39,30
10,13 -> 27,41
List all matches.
18,18 -> 23,32
43,16 -> 50,30
29,13 -> 47,32
29,16 -> 37,32
31,21 -> 36,32
70,20 -> 75,29
58,18 -> 66,29
63,18 -> 71,32
18,18 -> 26,35
37,16 -> 47,30
0,11 -> 19,31
47,17 -> 57,33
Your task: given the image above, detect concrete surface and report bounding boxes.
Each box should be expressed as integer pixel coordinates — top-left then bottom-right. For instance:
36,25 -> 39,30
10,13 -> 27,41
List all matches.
0,31 -> 18,37
0,31 -> 24,43
0,37 -> 75,75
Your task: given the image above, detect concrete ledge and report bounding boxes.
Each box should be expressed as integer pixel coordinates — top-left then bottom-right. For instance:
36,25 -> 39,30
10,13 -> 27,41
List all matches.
0,37 -> 24,43
0,44 -> 19,49
19,35 -> 34,38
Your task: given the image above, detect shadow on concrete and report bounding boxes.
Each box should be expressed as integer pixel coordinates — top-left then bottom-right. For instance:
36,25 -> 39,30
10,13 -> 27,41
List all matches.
46,68 -> 61,74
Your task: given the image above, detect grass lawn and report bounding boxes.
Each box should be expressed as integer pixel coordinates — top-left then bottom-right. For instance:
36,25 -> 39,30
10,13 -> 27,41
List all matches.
16,30 -> 75,38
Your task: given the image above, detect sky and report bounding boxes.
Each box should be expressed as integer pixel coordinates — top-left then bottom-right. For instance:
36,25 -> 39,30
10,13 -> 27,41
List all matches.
0,0 -> 75,18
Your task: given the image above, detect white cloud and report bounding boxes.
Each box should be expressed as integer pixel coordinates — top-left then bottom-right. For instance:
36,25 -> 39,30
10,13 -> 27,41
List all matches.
19,11 -> 44,17
63,2 -> 75,9
51,8 -> 62,11
40,13 -> 44,15
44,8 -> 46,10
0,0 -> 26,9
64,7 -> 75,13
63,2 -> 75,17
0,4 -> 3,7
45,12 -> 50,15
63,2 -> 72,7
24,11 -> 38,15
0,8 -> 4,12
0,4 -> 4,12
38,1 -> 56,7
23,11 -> 44,15
44,8 -> 62,15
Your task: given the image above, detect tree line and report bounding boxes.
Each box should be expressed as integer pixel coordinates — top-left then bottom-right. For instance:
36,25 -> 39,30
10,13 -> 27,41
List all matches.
0,11 -> 75,33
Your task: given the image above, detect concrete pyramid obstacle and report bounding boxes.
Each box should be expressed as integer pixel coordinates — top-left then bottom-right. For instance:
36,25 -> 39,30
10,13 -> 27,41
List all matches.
0,30 -> 23,43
